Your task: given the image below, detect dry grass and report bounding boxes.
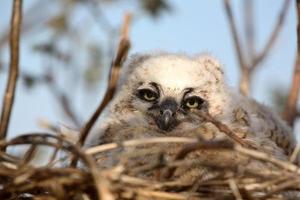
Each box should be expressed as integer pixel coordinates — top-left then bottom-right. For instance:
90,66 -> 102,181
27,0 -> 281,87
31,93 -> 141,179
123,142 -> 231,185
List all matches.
0,131 -> 300,200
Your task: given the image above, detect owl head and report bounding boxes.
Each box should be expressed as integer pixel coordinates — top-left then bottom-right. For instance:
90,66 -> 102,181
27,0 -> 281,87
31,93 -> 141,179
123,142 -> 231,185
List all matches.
111,53 -> 234,133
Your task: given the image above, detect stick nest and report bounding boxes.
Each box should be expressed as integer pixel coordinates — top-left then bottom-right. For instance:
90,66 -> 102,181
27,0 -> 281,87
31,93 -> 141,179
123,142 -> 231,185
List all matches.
0,130 -> 300,200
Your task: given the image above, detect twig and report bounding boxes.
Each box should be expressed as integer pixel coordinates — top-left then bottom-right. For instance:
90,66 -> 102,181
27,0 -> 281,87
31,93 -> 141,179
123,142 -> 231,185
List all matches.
290,142 -> 300,163
251,0 -> 291,69
196,111 -> 254,148
283,0 -> 300,127
162,139 -> 234,179
76,13 -> 132,148
85,137 -> 197,155
224,0 -> 246,68
1,65 -> 82,128
129,189 -> 186,200
18,144 -> 37,167
259,179 -> 300,200
0,1 -> 58,49
0,133 -> 103,200
70,13 -> 132,167
224,0 -> 246,71
86,0 -> 115,36
224,0 -> 249,95
228,178 -> 243,200
243,0 -> 255,62
235,145 -> 299,173
46,78 -> 81,127
224,0 -> 291,96
0,0 -> 22,143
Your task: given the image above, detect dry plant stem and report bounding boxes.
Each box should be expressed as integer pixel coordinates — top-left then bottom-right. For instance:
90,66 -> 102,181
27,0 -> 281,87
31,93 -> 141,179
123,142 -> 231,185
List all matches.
71,13 -> 132,167
76,13 -> 131,147
76,13 -> 131,148
2,134 -> 300,199
196,111 -> 254,148
259,179 -> 300,200
228,179 -> 243,200
86,137 -> 197,155
235,145 -> 299,173
284,0 -> 300,127
0,0 -> 22,143
0,133 -> 103,200
19,144 -> 37,167
162,139 -> 234,179
290,142 -> 300,163
131,189 -> 186,200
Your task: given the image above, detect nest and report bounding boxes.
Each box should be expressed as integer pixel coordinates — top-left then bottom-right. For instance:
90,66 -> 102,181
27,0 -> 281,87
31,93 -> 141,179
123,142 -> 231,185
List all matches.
0,130 -> 300,200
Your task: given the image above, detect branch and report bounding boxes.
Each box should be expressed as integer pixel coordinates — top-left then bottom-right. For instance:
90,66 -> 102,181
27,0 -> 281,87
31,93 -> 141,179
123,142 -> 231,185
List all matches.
0,1 -> 56,49
224,0 -> 291,96
224,0 -> 247,71
224,0 -> 250,96
0,133 -> 103,200
283,1 -> 300,127
162,139 -> 234,179
72,13 -> 132,166
196,111 -> 255,149
0,0 -> 22,142
243,0 -> 255,62
45,74 -> 81,127
251,0 -> 291,70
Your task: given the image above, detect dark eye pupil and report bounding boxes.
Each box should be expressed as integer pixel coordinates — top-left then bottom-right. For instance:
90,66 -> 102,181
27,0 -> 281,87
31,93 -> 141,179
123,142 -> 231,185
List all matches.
146,92 -> 153,98
188,99 -> 195,104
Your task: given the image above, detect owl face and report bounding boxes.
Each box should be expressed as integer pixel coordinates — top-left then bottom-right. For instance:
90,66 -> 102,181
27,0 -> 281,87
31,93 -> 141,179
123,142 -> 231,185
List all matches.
115,53 -> 233,133
132,81 -> 209,131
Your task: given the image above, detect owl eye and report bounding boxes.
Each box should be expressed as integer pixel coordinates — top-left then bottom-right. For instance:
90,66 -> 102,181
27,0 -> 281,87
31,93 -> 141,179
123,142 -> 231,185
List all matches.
183,96 -> 204,109
137,89 -> 159,102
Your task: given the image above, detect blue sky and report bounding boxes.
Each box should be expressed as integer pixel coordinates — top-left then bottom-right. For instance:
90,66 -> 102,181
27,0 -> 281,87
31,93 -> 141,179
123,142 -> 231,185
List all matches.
0,0 -> 298,138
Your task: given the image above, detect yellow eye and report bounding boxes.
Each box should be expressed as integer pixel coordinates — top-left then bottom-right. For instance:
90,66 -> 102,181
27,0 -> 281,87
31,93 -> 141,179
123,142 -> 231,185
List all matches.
186,99 -> 198,108
183,96 -> 204,109
137,89 -> 158,102
144,92 -> 156,101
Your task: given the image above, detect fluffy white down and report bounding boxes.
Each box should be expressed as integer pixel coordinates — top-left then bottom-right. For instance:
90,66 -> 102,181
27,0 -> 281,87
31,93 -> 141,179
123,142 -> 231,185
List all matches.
135,54 -> 214,90
85,52 -> 296,161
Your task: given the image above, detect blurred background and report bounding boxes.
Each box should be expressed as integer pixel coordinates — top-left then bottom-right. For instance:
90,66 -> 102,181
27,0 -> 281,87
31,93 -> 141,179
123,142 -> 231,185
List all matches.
0,0 -> 299,141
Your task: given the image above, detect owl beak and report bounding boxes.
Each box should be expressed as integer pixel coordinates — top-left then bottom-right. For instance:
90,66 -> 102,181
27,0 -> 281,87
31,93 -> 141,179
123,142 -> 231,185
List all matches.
156,98 -> 178,131
159,109 -> 173,130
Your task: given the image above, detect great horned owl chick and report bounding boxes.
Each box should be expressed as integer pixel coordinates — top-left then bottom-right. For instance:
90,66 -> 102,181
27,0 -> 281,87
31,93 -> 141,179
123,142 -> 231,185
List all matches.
85,52 -> 296,167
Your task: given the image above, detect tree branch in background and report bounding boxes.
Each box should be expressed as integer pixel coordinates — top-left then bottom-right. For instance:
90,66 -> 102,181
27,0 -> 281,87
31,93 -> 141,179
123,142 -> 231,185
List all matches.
0,0 -> 22,142
43,70 -> 81,128
76,13 -> 132,148
224,0 -> 248,95
283,1 -> 300,127
224,0 -> 247,71
251,0 -> 291,68
243,0 -> 255,62
224,0 -> 291,96
0,64 -> 81,128
0,1 -> 55,49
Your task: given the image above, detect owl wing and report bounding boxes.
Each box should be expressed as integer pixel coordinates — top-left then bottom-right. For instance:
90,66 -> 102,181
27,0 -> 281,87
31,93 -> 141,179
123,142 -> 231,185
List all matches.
249,100 -> 296,156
